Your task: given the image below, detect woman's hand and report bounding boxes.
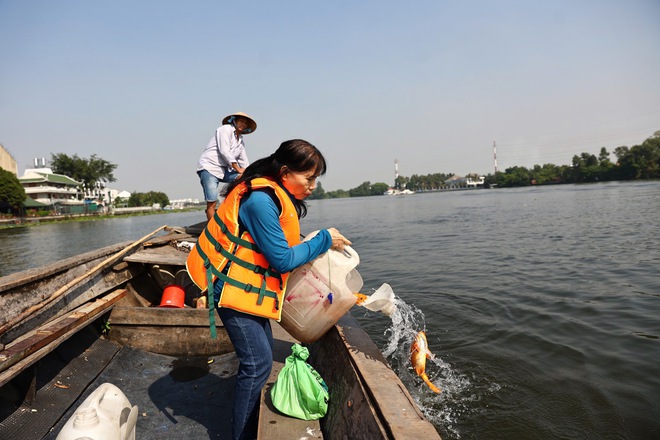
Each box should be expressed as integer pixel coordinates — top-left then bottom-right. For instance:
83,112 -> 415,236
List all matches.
327,227 -> 352,252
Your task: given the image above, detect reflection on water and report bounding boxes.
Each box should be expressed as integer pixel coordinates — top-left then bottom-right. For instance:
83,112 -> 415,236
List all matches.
2,182 -> 660,439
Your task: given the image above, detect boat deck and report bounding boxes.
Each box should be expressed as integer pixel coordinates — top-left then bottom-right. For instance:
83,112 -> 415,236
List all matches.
46,342 -> 239,439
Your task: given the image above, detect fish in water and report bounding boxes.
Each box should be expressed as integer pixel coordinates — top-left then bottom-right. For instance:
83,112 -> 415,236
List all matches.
410,331 -> 441,393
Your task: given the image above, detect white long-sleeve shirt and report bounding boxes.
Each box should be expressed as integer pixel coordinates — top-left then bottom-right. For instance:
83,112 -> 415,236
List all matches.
197,124 -> 249,179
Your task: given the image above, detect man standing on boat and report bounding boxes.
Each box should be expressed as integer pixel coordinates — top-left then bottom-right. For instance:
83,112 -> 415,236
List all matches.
197,112 -> 257,221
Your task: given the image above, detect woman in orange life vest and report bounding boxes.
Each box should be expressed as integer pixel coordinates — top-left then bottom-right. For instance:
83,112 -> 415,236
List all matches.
186,139 -> 351,440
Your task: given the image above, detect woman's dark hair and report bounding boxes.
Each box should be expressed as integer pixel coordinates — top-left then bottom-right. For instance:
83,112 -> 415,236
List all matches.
221,139 -> 327,218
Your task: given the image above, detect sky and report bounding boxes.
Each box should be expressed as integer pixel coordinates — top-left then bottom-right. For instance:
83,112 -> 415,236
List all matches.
1,0 -> 659,199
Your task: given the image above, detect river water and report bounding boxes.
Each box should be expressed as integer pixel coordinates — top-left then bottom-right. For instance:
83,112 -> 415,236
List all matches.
1,181 -> 659,440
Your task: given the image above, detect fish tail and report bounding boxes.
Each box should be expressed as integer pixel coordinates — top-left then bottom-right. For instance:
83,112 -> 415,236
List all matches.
421,372 -> 441,394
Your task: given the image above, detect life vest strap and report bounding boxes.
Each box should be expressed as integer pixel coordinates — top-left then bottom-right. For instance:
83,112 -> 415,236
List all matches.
209,264 -> 279,304
203,228 -> 282,281
203,258 -> 217,340
213,212 -> 259,251
196,245 -> 280,313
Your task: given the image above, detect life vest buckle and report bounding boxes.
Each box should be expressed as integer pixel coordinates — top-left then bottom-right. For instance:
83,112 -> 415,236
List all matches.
244,283 -> 254,293
253,266 -> 265,275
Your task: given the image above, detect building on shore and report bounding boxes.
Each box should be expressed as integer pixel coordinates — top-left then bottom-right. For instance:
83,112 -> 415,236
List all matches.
444,175 -> 485,189
18,164 -> 86,213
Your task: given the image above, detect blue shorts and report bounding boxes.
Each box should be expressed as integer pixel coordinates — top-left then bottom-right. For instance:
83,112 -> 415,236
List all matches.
198,169 -> 239,202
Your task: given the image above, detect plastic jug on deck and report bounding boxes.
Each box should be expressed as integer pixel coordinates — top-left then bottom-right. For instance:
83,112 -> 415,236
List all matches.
56,382 -> 138,440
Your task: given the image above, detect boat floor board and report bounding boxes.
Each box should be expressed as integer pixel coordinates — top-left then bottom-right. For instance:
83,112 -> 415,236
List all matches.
257,323 -> 323,440
0,290 -> 127,382
0,328 -> 121,440
123,244 -> 191,266
45,345 -> 240,439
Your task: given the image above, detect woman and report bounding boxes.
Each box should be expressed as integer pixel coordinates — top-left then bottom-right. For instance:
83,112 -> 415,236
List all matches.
186,139 -> 351,440
196,111 -> 256,221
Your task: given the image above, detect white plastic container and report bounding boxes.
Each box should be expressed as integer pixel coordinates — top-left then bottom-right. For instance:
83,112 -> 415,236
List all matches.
360,283 -> 397,316
56,382 -> 138,440
280,231 -> 363,343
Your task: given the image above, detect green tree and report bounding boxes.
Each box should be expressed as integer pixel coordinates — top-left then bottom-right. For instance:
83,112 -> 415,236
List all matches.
615,137 -> 660,179
571,152 -> 601,182
0,169 -> 27,212
128,191 -> 169,208
531,164 -> 563,184
348,181 -> 372,197
497,166 -> 532,187
370,182 -> 390,195
308,181 -> 327,199
50,153 -> 117,189
326,189 -> 350,198
394,175 -> 409,190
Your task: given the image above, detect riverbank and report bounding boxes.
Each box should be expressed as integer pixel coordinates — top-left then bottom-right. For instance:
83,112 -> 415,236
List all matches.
0,208 -> 204,229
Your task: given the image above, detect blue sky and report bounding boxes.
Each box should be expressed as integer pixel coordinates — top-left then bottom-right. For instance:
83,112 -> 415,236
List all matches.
1,0 -> 659,199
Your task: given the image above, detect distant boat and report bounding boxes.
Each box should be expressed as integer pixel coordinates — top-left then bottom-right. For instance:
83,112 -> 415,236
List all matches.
384,188 -> 415,195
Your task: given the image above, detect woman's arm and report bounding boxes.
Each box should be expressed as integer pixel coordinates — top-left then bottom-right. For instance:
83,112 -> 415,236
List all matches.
239,191 -> 331,273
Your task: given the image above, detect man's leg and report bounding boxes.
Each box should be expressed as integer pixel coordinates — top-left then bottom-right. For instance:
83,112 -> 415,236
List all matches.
198,170 -> 221,221
205,201 -> 216,221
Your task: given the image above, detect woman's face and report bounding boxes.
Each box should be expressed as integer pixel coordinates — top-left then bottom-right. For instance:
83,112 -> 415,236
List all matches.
281,168 -> 319,199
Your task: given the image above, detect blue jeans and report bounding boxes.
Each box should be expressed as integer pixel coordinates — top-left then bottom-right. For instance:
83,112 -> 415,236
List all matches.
198,169 -> 240,202
217,306 -> 273,440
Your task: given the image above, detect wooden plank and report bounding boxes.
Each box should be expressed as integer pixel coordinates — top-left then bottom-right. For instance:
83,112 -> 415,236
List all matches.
2,225 -> 166,335
109,306 -> 220,326
0,241 -> 134,293
0,289 -> 127,386
142,231 -> 196,246
107,306 -> 233,357
257,323 -> 322,440
1,262 -> 142,345
123,245 -> 191,266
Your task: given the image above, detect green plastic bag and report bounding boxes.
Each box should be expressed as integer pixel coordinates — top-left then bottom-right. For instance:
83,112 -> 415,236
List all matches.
270,343 -> 329,420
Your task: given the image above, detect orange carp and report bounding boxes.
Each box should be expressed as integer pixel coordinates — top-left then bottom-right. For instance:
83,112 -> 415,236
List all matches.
410,331 -> 441,394
353,292 -> 368,305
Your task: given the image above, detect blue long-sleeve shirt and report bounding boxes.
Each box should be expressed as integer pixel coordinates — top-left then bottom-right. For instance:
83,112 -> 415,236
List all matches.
214,189 -> 331,299
240,190 -> 331,272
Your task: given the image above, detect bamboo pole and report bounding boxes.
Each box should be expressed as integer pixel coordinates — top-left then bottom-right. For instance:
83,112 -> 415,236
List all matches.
0,225 -> 167,338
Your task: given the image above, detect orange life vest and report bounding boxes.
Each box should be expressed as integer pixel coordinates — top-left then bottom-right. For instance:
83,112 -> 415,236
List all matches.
186,177 -> 301,325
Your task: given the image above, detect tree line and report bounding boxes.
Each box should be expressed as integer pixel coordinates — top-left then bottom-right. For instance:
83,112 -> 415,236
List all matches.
309,131 -> 660,198
488,134 -> 659,187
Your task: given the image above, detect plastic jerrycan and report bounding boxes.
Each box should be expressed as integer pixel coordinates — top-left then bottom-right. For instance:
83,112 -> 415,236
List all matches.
280,231 -> 363,343
56,382 -> 138,440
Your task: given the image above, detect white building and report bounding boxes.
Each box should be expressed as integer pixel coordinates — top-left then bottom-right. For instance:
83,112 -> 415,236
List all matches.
19,167 -> 83,208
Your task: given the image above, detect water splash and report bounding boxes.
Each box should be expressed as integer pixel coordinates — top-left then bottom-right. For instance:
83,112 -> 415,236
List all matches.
376,295 -> 475,439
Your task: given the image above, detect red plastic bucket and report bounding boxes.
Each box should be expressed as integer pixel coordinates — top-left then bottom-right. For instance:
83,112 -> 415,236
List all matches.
160,284 -> 185,308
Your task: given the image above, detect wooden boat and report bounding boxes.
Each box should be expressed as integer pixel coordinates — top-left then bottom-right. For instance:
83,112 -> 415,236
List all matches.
0,224 -> 441,439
